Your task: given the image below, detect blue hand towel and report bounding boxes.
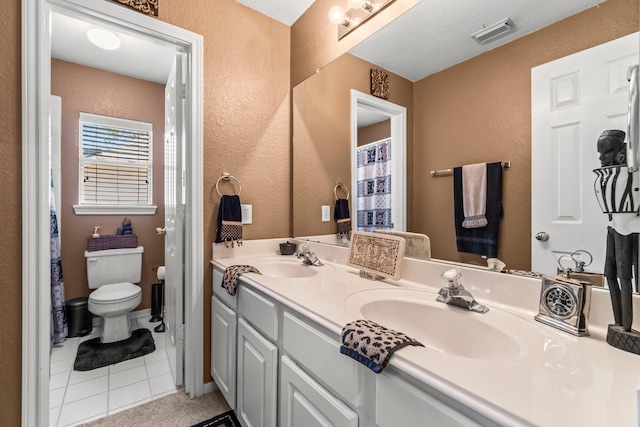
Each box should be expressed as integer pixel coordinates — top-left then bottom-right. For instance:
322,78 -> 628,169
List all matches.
453,162 -> 503,257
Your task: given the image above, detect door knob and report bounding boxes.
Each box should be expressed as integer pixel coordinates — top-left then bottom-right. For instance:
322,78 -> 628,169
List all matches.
535,231 -> 549,242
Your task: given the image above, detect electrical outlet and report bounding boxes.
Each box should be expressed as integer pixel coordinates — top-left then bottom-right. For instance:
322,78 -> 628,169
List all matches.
241,204 -> 252,224
321,205 -> 331,222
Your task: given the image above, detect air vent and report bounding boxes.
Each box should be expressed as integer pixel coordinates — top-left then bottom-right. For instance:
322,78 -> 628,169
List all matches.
471,18 -> 515,44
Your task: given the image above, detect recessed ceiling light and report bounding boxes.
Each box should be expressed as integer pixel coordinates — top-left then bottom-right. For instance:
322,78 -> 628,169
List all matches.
87,28 -> 121,50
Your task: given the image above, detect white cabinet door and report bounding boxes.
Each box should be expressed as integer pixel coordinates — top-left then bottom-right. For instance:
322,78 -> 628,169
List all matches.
237,317 -> 278,427
280,355 -> 358,427
211,296 -> 237,409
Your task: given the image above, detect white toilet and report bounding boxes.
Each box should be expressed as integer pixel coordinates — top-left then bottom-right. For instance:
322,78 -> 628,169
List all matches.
85,246 -> 144,343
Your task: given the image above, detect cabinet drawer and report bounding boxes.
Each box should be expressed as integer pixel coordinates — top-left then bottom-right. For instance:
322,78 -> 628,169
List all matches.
238,285 -> 278,340
213,267 -> 237,309
377,372 -> 482,427
282,311 -> 359,406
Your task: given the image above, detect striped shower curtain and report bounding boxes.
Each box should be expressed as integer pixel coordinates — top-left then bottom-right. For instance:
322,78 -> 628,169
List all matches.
50,177 -> 68,344
356,138 -> 392,232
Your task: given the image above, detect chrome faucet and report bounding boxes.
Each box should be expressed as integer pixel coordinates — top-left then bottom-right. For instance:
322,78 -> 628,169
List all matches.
295,244 -> 324,266
436,268 -> 489,313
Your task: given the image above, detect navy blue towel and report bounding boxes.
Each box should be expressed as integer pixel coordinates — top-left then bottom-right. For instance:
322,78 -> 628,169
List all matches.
215,195 -> 243,246
453,162 -> 503,257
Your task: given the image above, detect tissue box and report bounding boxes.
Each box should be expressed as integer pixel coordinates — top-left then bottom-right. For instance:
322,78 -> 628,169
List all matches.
87,234 -> 138,252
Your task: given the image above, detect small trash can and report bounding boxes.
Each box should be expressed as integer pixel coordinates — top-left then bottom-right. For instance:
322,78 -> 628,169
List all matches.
66,297 -> 92,337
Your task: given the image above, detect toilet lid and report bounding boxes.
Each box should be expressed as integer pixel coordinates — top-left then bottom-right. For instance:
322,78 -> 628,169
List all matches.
89,282 -> 141,303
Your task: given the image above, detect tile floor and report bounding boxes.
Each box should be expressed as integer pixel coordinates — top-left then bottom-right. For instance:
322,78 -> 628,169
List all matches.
49,317 -> 178,427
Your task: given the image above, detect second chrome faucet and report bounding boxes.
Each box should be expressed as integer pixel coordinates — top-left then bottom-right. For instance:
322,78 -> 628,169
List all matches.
295,243 -> 324,267
436,268 -> 489,314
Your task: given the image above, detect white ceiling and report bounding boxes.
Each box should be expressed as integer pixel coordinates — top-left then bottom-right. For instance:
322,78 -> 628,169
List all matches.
235,0 -> 316,26
51,12 -> 176,84
350,0 -> 605,82
51,0 -> 606,86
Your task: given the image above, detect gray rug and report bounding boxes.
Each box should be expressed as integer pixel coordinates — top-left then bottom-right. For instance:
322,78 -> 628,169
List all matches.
79,389 -> 231,427
74,328 -> 155,371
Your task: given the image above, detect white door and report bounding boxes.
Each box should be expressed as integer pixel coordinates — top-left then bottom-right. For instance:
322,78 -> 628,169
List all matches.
532,32 -> 639,275
164,52 -> 185,386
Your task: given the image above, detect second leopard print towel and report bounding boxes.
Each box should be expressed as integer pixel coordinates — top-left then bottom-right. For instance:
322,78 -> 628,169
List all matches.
340,319 -> 423,373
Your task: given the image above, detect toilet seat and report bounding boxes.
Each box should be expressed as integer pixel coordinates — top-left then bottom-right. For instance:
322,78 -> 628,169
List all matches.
89,282 -> 141,304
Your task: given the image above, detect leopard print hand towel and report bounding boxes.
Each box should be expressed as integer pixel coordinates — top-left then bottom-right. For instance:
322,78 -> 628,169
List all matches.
222,265 -> 260,296
340,319 -> 423,373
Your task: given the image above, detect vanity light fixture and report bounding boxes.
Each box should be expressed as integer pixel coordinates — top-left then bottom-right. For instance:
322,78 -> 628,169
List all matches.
87,27 -> 121,50
348,0 -> 373,11
328,0 -> 396,40
328,5 -> 351,26
471,18 -> 516,44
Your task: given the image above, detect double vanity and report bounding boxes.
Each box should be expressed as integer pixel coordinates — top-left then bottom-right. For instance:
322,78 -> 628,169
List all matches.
211,238 -> 640,426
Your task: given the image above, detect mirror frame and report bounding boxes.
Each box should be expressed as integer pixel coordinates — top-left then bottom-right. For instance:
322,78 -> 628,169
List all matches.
22,0 -> 204,424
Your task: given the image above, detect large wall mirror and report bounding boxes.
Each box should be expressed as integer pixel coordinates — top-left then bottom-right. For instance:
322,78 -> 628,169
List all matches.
292,0 -> 639,278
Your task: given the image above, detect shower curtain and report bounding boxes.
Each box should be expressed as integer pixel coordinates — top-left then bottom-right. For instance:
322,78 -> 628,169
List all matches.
356,138 -> 392,232
50,176 -> 67,344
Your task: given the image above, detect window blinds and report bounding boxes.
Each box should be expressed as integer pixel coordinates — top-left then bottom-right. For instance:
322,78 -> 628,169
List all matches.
80,114 -> 153,205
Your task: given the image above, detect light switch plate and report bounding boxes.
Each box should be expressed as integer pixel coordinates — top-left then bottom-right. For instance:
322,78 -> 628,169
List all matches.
241,204 -> 252,224
321,205 -> 330,222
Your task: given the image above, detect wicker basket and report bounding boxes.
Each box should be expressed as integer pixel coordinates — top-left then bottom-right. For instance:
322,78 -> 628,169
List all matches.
86,234 -> 138,252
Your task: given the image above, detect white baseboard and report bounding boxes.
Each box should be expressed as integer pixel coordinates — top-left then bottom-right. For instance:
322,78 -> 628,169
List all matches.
203,381 -> 219,394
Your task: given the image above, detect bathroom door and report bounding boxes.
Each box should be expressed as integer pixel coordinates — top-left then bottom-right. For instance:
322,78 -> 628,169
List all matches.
531,32 -> 639,275
164,52 -> 185,386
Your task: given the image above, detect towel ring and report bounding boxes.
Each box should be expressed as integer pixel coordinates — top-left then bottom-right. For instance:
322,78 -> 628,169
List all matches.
215,173 -> 242,197
334,182 -> 349,200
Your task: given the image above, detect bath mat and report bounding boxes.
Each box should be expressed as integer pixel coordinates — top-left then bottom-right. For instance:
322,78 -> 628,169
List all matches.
191,410 -> 241,427
73,328 -> 155,371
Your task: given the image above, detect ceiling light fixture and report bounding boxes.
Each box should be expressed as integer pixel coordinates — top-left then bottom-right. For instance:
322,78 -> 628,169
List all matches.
328,0 -> 395,40
87,27 -> 121,50
471,18 -> 516,44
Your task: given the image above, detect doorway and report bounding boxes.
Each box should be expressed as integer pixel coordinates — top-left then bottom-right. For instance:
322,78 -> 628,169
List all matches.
350,90 -> 407,232
22,1 -> 204,425
531,32 -> 640,275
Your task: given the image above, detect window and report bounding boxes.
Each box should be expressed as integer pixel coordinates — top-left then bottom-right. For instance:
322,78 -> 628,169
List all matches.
74,112 -> 156,215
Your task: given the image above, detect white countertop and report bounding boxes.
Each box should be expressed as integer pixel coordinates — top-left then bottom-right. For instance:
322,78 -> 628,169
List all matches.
211,238 -> 640,427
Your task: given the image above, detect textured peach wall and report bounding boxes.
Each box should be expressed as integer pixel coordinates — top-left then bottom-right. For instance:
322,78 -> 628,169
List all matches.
413,0 -> 639,270
291,0 -> 420,86
156,0 -> 291,384
293,53 -> 413,237
0,0 -> 22,423
51,59 -> 166,311
358,120 -> 391,146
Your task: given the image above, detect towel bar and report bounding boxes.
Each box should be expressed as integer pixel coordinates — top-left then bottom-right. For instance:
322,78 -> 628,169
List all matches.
431,161 -> 511,177
334,182 -> 350,200
215,173 -> 242,196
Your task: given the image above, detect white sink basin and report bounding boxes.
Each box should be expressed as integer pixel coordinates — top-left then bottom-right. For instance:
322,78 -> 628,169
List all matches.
344,288 -> 558,362
254,259 -> 330,278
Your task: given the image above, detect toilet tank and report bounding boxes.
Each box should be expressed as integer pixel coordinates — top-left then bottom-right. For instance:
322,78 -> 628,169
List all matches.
85,246 -> 144,289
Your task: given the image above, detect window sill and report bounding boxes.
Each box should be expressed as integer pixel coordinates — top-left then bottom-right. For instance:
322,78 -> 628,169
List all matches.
73,205 -> 157,215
